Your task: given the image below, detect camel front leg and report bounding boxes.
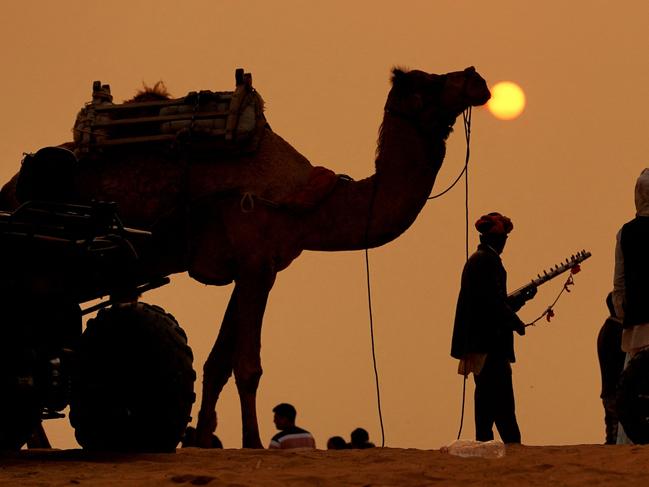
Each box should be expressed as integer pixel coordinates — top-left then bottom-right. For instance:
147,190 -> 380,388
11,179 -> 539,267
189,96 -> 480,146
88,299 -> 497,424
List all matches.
195,288 -> 238,447
232,269 -> 276,448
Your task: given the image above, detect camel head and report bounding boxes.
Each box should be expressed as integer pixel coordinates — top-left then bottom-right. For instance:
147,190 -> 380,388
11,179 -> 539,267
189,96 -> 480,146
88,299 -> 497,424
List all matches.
439,66 -> 491,114
386,66 -> 490,137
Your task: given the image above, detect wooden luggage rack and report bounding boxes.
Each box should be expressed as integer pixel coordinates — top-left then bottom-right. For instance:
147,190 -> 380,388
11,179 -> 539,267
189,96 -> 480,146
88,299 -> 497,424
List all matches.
73,68 -> 264,154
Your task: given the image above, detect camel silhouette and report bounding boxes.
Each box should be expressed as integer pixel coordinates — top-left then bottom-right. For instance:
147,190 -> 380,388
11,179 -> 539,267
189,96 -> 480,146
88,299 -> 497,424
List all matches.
0,66 -> 490,448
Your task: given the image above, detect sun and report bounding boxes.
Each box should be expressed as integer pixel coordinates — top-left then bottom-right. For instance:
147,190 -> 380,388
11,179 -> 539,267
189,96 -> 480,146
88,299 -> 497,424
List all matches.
487,81 -> 526,120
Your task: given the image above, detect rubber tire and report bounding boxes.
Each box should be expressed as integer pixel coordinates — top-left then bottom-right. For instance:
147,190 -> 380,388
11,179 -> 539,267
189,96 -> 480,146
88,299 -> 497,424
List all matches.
617,349 -> 649,444
70,302 -> 195,452
0,368 -> 41,450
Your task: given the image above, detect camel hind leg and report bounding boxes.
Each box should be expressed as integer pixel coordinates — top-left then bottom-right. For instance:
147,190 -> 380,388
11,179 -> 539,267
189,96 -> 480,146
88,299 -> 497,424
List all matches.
196,267 -> 275,449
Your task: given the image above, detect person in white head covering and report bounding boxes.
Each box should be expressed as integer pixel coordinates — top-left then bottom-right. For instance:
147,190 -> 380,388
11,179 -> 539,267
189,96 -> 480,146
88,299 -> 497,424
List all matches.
613,168 -> 649,344
612,168 -> 649,444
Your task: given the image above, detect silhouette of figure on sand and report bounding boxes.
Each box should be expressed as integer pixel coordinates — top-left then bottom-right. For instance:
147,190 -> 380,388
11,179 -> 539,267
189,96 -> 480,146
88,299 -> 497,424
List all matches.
597,292 -> 625,445
349,428 -> 375,449
326,436 -> 348,450
451,212 -> 536,444
612,168 -> 649,444
268,403 -> 315,449
181,426 -> 222,448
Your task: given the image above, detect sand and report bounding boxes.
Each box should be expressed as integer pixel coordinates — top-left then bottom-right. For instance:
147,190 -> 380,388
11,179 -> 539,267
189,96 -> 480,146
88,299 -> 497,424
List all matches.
0,444 -> 645,486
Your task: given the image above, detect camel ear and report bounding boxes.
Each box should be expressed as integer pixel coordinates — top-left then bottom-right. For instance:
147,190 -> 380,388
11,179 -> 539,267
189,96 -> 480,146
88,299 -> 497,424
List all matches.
391,67 -> 409,88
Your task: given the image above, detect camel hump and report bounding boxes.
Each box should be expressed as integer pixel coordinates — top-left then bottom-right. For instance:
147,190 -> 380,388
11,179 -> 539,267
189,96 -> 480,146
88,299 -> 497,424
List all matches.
72,69 -> 266,157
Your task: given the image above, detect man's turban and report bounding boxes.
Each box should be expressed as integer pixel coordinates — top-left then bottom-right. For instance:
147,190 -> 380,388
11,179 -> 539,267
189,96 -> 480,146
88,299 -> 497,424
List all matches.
475,212 -> 513,235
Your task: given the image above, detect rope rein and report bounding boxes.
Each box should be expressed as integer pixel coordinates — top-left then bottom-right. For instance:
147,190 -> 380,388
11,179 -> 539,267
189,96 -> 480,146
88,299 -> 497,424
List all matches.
364,107 -> 473,447
363,174 -> 385,447
456,109 -> 472,440
428,107 -> 472,201
365,246 -> 386,447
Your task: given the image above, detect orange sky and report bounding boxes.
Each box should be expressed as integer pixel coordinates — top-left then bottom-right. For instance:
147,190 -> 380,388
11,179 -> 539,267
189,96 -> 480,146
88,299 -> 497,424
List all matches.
2,1 -> 649,449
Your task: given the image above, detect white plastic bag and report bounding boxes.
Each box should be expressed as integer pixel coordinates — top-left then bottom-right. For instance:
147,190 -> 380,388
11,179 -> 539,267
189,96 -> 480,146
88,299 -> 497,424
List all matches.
441,439 -> 506,458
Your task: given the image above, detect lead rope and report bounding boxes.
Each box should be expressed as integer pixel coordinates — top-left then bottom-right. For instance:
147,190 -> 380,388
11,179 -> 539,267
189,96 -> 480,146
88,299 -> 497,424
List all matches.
364,177 -> 385,447
365,107 -> 473,447
457,108 -> 471,440
426,107 -> 472,439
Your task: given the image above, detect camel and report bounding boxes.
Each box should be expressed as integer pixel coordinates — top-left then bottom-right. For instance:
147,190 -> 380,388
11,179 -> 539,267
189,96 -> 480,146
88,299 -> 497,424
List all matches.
0,66 -> 490,448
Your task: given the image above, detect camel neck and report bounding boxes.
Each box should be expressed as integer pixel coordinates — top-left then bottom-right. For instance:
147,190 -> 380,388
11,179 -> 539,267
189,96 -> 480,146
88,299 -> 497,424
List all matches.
300,112 -> 445,251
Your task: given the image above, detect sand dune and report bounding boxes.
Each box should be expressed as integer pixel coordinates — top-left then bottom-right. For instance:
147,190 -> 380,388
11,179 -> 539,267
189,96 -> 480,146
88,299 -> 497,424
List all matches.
0,444 -> 645,486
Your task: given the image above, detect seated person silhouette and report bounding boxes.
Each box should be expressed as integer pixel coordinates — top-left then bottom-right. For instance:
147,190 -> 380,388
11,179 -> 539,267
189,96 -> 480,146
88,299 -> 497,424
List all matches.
350,427 -> 375,449
268,403 -> 316,449
181,425 -> 223,448
326,435 -> 348,450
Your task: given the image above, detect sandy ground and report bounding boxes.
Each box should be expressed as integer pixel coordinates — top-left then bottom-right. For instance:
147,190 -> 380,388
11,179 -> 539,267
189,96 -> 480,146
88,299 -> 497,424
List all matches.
0,444 -> 647,487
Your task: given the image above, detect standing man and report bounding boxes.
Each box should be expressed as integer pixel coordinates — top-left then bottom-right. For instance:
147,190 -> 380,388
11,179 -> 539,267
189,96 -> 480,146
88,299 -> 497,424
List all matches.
613,168 -> 649,443
268,403 -> 316,449
613,168 -> 649,352
451,212 -> 535,444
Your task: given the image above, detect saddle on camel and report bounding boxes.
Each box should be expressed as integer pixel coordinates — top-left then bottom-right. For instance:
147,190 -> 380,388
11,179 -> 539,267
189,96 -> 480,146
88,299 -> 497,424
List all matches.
18,69 -> 339,214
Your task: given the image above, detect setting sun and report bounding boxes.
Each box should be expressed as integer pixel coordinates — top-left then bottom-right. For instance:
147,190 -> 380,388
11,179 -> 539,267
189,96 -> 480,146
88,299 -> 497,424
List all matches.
487,81 -> 526,120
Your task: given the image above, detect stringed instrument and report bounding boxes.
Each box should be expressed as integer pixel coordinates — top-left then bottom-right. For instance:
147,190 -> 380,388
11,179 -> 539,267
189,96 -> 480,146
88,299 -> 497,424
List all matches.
508,250 -> 592,305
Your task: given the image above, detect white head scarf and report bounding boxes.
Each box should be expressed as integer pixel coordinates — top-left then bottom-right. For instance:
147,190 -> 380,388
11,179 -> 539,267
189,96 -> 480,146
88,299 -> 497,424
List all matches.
635,168 -> 649,216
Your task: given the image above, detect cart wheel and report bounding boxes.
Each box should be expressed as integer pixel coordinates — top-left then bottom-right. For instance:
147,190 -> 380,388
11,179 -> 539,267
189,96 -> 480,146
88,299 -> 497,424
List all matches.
70,302 -> 195,452
0,349 -> 41,450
